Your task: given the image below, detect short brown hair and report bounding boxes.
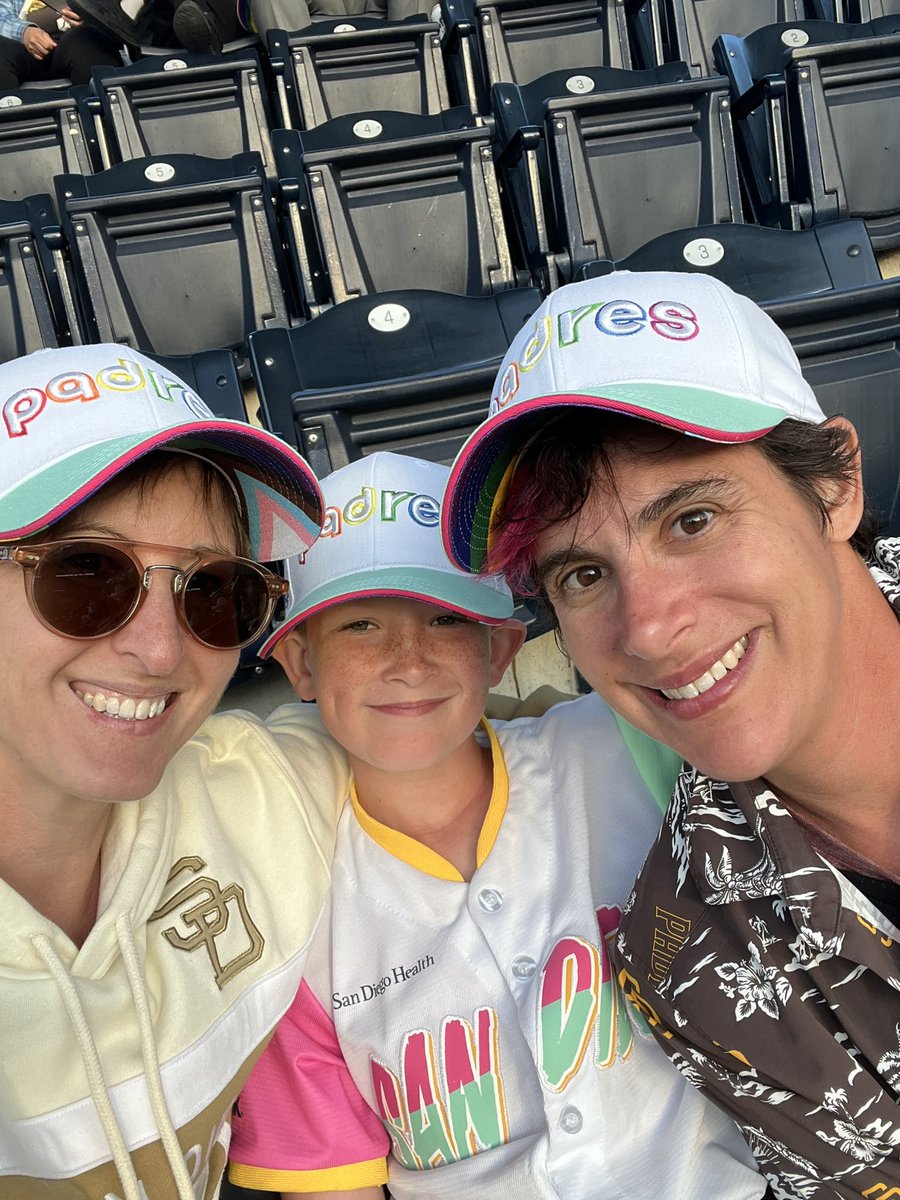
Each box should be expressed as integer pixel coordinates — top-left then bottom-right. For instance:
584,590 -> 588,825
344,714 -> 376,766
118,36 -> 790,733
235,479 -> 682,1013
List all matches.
46,450 -> 251,557
488,415 -> 876,608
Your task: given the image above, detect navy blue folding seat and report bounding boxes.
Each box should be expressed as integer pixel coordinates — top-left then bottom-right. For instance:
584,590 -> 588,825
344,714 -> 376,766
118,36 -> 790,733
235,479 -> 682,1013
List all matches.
0,193 -> 75,362
717,16 -> 900,243
0,87 -> 94,205
493,60 -> 743,288
439,0 -> 641,114
89,49 -> 276,178
250,288 -> 540,473
273,109 -> 521,317
583,218 -> 882,302
56,151 -> 293,368
267,14 -> 452,129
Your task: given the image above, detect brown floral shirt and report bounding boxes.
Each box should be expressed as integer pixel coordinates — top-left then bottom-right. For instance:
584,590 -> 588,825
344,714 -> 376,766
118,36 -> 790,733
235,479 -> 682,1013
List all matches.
614,539 -> 900,1200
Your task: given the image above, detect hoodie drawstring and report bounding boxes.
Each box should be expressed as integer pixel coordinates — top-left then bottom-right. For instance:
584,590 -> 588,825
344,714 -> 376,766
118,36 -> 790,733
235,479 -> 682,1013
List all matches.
32,926 -> 197,1200
116,914 -> 197,1200
32,933 -> 144,1200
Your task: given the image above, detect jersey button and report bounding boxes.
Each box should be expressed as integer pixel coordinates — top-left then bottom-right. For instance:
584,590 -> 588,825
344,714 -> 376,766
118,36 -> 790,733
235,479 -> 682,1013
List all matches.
477,888 -> 503,912
511,956 -> 536,979
559,1106 -> 583,1134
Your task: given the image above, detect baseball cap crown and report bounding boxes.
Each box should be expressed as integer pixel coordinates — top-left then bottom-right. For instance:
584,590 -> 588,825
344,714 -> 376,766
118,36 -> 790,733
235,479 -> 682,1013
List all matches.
261,452 -> 513,658
443,271 -> 827,572
0,345 -> 323,559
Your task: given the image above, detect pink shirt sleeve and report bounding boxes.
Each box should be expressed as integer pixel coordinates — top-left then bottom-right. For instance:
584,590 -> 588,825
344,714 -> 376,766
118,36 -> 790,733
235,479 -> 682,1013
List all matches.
229,979 -> 389,1192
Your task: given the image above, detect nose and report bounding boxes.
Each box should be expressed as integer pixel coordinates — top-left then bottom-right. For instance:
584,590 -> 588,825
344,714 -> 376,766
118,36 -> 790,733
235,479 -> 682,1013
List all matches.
614,552 -> 696,665
108,565 -> 187,675
383,623 -> 437,685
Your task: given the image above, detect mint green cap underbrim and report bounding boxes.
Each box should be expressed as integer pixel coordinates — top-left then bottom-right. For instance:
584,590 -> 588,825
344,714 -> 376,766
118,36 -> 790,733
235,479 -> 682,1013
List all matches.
260,564 -> 513,657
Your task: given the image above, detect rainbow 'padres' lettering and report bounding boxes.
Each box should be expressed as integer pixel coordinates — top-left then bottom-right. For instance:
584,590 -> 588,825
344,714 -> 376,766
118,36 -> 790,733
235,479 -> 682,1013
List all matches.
3,359 -> 211,438
537,907 -> 636,1091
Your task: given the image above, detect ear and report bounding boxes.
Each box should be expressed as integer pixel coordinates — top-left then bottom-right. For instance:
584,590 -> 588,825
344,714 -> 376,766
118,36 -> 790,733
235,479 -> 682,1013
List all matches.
271,628 -> 317,702
819,416 -> 865,543
487,619 -> 527,687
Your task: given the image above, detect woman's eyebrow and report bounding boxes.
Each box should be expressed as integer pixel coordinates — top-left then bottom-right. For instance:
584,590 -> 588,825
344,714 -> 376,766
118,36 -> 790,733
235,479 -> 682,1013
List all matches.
533,477 -> 740,585
634,476 -> 738,530
533,545 -> 596,589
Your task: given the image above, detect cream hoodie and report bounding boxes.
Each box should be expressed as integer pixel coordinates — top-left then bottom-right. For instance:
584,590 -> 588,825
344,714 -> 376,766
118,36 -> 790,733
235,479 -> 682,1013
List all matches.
0,703 -> 348,1200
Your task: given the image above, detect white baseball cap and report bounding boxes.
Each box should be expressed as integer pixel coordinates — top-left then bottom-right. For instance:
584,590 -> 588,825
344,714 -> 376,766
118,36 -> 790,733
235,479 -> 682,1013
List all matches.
0,345 -> 323,559
260,452 -> 513,658
442,272 -> 827,572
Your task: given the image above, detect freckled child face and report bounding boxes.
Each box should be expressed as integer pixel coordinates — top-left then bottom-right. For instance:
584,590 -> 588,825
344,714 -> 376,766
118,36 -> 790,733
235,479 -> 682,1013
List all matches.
296,596 -> 501,778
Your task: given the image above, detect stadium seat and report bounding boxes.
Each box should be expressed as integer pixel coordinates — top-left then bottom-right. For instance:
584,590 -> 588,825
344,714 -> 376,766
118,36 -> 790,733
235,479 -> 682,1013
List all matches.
583,218 -> 882,303
267,14 -> 452,130
439,0 -> 640,114
153,349 -> 247,422
0,87 -> 95,205
89,49 -> 276,178
273,110 -> 521,316
767,279 -> 900,536
249,287 -> 541,473
493,60 -> 744,288
658,0 -> 819,77
845,0 -> 900,16
55,151 -> 294,367
717,17 -> 900,244
0,193 -> 76,362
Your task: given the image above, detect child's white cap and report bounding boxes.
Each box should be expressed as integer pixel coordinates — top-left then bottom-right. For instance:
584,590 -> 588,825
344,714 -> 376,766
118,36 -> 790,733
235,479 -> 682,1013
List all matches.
260,452 -> 514,657
442,271 -> 827,573
0,345 -> 323,559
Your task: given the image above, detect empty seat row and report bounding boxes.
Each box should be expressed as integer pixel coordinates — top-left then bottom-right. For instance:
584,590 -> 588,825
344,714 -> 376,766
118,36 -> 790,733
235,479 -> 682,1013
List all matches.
622,0 -> 900,78
6,9 -> 900,275
5,175 -> 898,533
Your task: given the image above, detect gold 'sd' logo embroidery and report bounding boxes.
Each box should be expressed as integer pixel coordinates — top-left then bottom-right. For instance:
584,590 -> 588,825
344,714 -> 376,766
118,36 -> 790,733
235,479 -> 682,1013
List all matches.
149,856 -> 264,989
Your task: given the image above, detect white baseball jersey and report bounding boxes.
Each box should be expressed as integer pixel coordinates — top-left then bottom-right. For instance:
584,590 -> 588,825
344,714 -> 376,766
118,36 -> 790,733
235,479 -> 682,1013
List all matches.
231,694 -> 765,1199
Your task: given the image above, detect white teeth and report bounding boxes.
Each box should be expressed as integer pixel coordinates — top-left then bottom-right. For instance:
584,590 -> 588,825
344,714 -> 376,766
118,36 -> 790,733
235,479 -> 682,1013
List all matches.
76,690 -> 168,721
693,670 -> 717,695
661,635 -> 749,702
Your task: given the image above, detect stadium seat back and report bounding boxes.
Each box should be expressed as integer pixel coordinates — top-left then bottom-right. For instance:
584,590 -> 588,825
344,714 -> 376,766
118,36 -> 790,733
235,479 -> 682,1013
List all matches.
281,110 -> 516,305
0,194 -> 70,362
475,0 -> 634,85
718,18 -> 900,245
250,288 -> 540,473
152,349 -> 247,422
91,51 -> 275,178
0,89 -> 94,206
439,0 -> 635,114
848,0 -> 900,16
769,280 -> 900,535
662,0 -> 815,76
267,17 -> 450,129
583,218 -> 882,303
56,152 -> 291,364
499,63 -> 743,281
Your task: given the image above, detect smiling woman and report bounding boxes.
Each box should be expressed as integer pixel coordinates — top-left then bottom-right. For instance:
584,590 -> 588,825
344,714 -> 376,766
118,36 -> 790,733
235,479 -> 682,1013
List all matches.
441,271 -> 900,1198
0,344 -> 349,1200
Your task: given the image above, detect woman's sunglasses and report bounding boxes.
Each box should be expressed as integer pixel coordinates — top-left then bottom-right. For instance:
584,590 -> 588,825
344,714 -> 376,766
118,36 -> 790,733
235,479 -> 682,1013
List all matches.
0,538 -> 290,650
